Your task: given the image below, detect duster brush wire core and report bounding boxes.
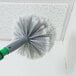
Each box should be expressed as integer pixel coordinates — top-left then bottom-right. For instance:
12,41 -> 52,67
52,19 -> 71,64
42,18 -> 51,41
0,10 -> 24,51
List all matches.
14,15 -> 56,59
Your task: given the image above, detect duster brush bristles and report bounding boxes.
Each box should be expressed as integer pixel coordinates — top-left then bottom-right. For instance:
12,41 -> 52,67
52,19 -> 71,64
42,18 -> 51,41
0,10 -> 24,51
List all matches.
0,15 -> 56,60
14,15 -> 56,59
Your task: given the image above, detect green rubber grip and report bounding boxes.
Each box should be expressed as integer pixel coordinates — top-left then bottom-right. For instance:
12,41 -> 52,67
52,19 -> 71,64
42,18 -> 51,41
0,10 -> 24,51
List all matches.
0,48 -> 9,60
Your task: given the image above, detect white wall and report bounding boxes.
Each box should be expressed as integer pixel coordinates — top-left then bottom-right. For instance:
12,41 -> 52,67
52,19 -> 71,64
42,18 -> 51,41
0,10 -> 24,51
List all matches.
0,41 -> 67,76
64,1 -> 76,76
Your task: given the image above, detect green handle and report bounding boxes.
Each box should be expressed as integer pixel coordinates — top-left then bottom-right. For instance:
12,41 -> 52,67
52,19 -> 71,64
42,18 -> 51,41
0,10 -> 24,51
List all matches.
0,48 -> 9,60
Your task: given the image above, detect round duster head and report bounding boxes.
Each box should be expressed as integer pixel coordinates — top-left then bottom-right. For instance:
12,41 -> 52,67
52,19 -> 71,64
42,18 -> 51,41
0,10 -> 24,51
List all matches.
14,15 -> 56,59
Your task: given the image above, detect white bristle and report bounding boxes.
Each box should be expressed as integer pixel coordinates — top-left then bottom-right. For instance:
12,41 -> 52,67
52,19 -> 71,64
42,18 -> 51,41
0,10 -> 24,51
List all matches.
14,15 -> 56,59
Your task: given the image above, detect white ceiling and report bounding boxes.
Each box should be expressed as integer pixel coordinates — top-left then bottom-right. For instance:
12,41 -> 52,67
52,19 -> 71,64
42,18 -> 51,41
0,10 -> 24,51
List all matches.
0,3 -> 69,41
0,0 -> 75,41
0,0 -> 74,3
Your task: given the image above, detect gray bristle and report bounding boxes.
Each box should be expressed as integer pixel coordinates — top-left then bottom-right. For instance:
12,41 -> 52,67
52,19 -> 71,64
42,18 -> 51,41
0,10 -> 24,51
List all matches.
14,15 -> 56,59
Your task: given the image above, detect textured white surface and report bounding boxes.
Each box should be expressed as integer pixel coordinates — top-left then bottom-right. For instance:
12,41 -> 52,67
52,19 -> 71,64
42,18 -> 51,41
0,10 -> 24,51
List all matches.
0,3 -> 68,40
0,0 -> 74,3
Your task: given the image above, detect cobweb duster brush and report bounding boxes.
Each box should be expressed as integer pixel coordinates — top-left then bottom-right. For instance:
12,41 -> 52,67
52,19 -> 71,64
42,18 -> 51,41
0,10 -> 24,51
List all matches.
0,15 -> 56,60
